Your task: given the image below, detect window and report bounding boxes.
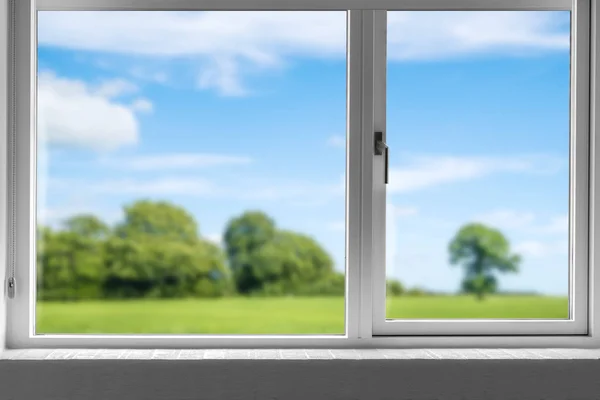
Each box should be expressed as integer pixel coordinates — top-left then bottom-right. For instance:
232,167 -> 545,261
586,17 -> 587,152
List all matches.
385,10 -> 571,320
5,0 -> 599,348
35,10 -> 347,335
372,9 -> 589,335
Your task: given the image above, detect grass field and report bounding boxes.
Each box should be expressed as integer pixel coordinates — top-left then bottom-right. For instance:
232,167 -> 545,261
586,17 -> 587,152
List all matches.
36,295 -> 569,334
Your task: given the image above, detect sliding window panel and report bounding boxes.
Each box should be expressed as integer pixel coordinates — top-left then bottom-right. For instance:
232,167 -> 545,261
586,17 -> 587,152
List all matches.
373,6 -> 589,335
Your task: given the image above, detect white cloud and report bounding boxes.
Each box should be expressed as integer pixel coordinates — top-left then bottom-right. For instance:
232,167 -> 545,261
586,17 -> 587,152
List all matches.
38,11 -> 568,95
539,215 -> 569,234
475,209 -> 536,230
244,180 -> 342,203
129,67 -> 169,84
474,210 -> 569,259
390,205 -> 419,218
38,72 -> 140,152
198,56 -> 248,96
515,239 -> 568,258
327,135 -> 346,149
110,153 -> 252,170
94,78 -> 138,98
91,177 -> 218,197
387,11 -> 568,61
475,209 -> 568,236
38,11 -> 345,95
38,204 -> 123,229
38,11 -> 345,58
130,98 -> 154,113
204,233 -> 222,246
55,174 -> 342,205
388,154 -> 563,193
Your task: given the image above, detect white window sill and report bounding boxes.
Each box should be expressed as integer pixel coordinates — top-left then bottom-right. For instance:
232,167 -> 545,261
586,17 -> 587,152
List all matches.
3,348 -> 600,360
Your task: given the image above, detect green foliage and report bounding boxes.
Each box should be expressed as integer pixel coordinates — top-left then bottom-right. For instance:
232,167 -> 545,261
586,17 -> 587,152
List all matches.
224,211 -> 277,294
386,279 -> 405,296
37,226 -> 105,301
449,223 -> 521,300
37,201 -> 341,300
102,234 -> 233,299
224,211 -> 342,296
116,200 -> 200,244
101,236 -> 154,298
249,231 -> 335,293
38,201 -> 233,300
63,214 -> 110,239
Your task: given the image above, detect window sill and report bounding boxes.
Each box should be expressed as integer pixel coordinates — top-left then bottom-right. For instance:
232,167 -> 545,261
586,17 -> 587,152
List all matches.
3,348 -> 600,360
3,349 -> 600,400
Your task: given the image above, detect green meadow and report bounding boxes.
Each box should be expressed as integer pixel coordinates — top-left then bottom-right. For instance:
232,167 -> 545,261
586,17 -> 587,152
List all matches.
36,295 -> 569,335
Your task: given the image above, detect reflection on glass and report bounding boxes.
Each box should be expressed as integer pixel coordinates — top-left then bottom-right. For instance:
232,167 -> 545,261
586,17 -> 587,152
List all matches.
36,11 -> 347,334
385,11 -> 571,319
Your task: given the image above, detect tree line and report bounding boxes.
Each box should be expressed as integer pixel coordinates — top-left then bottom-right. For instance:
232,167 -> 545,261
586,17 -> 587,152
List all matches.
37,199 -> 521,301
38,200 -> 357,300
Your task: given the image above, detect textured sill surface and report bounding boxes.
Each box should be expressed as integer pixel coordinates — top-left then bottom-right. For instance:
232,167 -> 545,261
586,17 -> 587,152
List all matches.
3,348 -> 600,360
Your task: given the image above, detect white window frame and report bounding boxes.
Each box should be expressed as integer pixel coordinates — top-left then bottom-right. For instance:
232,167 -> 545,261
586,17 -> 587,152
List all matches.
4,0 -> 600,349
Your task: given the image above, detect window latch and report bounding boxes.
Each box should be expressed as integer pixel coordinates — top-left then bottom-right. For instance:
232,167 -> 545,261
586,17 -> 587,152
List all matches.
374,132 -> 389,184
7,277 -> 15,299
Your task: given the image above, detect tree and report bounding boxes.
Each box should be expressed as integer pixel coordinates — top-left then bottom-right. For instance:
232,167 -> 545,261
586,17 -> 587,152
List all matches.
37,203 -> 234,300
63,214 -> 110,239
249,230 -> 336,295
223,211 -> 341,295
105,200 -> 233,298
37,227 -> 105,300
449,223 -> 521,300
102,235 -> 233,299
386,279 -> 405,296
37,203 -> 343,300
190,240 -> 235,297
116,200 -> 200,244
223,211 -> 277,294
102,236 -> 154,298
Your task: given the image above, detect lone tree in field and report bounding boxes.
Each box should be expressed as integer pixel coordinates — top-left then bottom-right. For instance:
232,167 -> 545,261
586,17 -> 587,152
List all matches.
448,223 -> 521,300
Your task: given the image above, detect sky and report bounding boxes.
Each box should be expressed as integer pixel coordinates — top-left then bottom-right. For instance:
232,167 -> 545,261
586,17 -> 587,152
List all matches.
36,10 -> 571,296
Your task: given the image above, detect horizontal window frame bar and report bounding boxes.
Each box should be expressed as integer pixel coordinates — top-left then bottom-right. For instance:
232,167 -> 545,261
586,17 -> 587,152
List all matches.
36,0 -> 572,11
376,320 -> 585,336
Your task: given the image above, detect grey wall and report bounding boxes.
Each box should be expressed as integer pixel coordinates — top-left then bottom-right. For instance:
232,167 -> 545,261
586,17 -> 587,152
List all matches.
1,359 -> 600,400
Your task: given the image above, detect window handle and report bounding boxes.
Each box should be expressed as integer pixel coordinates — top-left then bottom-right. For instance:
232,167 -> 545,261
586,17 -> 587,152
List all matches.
374,132 -> 389,184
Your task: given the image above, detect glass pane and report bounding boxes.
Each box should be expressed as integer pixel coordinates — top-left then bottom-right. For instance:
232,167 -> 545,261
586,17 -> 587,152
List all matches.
385,11 -> 571,319
36,11 -> 347,334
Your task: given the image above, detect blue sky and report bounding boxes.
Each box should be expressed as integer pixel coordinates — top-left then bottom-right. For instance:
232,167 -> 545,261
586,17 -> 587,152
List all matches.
36,11 -> 571,295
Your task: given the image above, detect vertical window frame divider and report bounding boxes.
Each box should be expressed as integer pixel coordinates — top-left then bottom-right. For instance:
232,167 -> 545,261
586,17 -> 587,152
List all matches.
346,9 -> 365,340
6,0 -> 36,349
370,9 -> 387,334
588,0 -> 600,340
357,9 -> 376,340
